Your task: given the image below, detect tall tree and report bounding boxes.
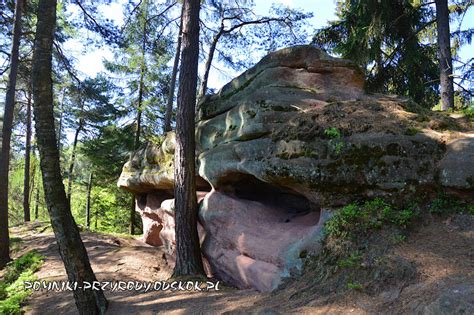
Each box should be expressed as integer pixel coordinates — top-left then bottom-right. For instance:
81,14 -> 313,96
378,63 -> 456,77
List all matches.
61,76 -> 118,205
31,0 -> 108,312
173,0 -> 205,277
104,0 -> 174,233
435,0 -> 455,110
104,0 -> 174,138
0,0 -> 24,269
23,88 -> 32,222
164,6 -> 184,134
314,0 -> 440,107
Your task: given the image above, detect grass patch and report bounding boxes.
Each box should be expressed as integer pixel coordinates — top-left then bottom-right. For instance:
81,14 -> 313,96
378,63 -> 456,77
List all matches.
0,250 -> 44,314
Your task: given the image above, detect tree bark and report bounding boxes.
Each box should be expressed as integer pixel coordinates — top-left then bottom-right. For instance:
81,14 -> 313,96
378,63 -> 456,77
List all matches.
0,0 -> 24,269
163,6 -> 184,133
435,0 -> 454,111
85,172 -> 92,230
172,0 -> 205,278
31,0 -> 108,313
23,88 -> 32,222
66,118 -> 84,202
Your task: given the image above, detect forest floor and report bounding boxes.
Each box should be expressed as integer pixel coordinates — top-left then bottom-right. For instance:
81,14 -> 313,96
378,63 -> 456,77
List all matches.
8,214 -> 473,315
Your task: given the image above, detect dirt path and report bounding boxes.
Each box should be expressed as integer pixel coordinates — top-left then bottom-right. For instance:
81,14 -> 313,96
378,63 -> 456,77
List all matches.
11,223 -> 260,314
8,215 -> 474,314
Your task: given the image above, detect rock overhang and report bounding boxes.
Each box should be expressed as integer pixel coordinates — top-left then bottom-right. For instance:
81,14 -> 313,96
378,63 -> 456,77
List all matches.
118,45 -> 474,292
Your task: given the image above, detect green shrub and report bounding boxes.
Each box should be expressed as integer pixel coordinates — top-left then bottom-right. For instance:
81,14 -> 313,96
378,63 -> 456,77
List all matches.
0,251 -> 44,314
4,251 -> 44,284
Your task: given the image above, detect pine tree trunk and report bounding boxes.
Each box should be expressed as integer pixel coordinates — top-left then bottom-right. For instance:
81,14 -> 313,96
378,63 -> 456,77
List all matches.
435,0 -> 454,111
163,6 -> 184,133
66,118 -> 84,202
31,0 -> 108,313
23,89 -> 32,222
172,0 -> 205,278
34,186 -> 39,220
0,0 -> 24,269
85,172 -> 92,230
198,32 -> 221,100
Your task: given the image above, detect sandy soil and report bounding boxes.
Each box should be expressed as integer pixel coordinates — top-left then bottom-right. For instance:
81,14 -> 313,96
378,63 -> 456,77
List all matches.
7,215 -> 473,314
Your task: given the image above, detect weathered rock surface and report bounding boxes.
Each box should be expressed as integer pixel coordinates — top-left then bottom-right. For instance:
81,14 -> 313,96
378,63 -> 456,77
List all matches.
118,45 -> 474,292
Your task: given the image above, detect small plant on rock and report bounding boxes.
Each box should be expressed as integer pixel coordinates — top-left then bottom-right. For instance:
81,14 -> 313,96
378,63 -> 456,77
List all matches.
324,127 -> 344,155
324,127 -> 341,139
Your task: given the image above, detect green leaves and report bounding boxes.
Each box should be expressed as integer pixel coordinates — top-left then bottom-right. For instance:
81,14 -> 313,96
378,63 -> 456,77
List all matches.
314,0 -> 440,107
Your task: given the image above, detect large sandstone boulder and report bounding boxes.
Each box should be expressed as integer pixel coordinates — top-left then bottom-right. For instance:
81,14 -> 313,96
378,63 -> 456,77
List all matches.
118,45 -> 473,292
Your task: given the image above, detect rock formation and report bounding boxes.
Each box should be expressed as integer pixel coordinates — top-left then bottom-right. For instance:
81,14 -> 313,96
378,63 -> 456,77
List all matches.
118,45 -> 474,292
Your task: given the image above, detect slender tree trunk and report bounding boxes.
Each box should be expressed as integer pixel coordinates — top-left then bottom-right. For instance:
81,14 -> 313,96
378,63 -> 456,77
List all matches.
129,196 -> 136,235
163,6 -> 184,133
34,186 -> 39,220
0,0 -> 23,269
29,153 -> 36,215
66,118 -> 84,202
129,20 -> 147,236
23,89 -> 32,222
85,172 -> 92,230
57,90 -> 65,154
135,18 -> 147,151
31,150 -> 38,220
198,31 -> 221,100
31,0 -> 108,313
135,82 -> 144,151
173,0 -> 205,278
435,0 -> 454,111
